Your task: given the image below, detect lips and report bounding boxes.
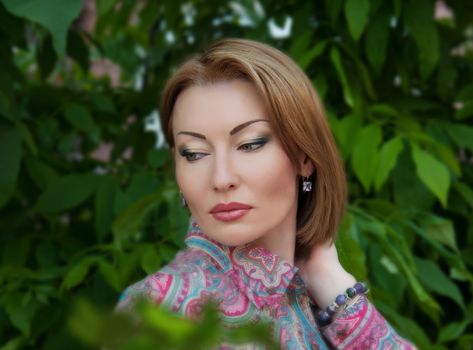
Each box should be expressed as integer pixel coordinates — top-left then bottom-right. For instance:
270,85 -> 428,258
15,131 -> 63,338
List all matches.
210,202 -> 252,213
210,202 -> 253,222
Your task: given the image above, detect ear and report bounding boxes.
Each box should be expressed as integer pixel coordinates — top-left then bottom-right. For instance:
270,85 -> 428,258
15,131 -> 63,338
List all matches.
299,154 -> 315,178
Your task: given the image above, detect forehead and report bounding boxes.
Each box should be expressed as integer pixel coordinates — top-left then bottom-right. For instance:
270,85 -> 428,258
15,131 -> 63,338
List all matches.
171,80 -> 269,133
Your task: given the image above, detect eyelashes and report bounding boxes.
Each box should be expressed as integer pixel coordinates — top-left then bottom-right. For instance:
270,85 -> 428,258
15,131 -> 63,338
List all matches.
179,137 -> 270,163
180,150 -> 206,162
238,137 -> 268,152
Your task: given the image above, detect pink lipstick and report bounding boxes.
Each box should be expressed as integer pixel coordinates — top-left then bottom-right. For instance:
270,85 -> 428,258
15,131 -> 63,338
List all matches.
210,202 -> 252,222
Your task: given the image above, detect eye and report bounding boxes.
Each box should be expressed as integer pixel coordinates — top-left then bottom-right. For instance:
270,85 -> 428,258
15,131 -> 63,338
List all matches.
180,150 -> 207,162
238,138 -> 268,152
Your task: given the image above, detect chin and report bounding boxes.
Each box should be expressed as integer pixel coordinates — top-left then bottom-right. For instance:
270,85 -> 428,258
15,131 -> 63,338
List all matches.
216,236 -> 255,247
202,225 -> 260,247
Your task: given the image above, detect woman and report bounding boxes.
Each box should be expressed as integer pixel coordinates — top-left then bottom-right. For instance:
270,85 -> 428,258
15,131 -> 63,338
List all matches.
117,38 -> 415,349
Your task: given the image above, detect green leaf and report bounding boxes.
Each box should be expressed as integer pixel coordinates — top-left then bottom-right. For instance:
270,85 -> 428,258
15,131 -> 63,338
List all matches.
64,103 -> 97,133
98,260 -> 121,292
380,255 -> 398,273
358,216 -> 440,316
391,247 -> 440,316
404,0 -> 439,79
330,47 -> 354,107
67,30 -> 90,73
24,156 -> 58,190
368,104 -> 399,117
370,247 -> 405,305
324,0 -> 343,27
140,301 -> 195,340
374,136 -> 404,191
438,321 -> 468,343
3,0 -> 83,57
61,258 -> 97,291
415,257 -> 464,310
95,175 -> 118,242
447,124 -> 473,152
351,51 -> 376,100
456,84 -> 473,101
422,215 -> 458,251
365,5 -> 390,74
68,299 -> 103,345
126,171 -> 161,202
35,242 -> 58,268
332,113 -> 362,159
2,293 -> 37,337
0,123 -> 21,207
458,334 -> 473,350
411,144 -> 450,207
345,0 -> 370,41
337,213 -> 367,280
352,124 -> 382,192
0,336 -> 26,350
288,31 -> 312,58
91,94 -> 116,114
36,33 -> 57,80
297,41 -> 327,71
147,148 -> 171,169
58,131 -> 77,155
313,74 -> 327,99
141,245 -> 162,274
436,47 -> 457,98
159,243 -> 178,263
455,101 -> 473,120
401,318 -> 434,348
34,173 -> 100,213
2,238 -> 30,267
96,0 -> 117,15
16,122 -> 37,155
453,182 -> 473,208
393,144 -> 435,208
376,302 -> 432,349
112,191 -> 163,243
434,142 -> 461,176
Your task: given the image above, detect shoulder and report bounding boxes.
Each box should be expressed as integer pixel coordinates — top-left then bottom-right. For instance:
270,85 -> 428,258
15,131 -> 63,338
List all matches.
116,247 -> 228,316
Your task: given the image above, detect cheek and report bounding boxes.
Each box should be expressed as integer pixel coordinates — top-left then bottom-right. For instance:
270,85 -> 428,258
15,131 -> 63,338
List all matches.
175,156 -> 189,192
175,159 -> 208,206
249,149 -> 297,201
176,161 -> 194,193
175,147 -> 297,207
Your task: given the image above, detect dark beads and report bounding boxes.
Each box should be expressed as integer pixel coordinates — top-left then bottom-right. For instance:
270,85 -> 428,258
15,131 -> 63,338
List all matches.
346,287 -> 357,298
354,282 -> 367,294
316,310 -> 331,326
335,294 -> 347,305
327,304 -> 338,316
315,282 -> 368,328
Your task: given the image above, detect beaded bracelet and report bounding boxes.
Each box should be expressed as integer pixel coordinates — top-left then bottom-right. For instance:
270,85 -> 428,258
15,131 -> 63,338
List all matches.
315,282 -> 368,327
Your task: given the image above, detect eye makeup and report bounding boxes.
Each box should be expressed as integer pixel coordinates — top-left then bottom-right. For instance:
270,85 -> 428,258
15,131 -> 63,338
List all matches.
237,136 -> 271,152
177,134 -> 272,163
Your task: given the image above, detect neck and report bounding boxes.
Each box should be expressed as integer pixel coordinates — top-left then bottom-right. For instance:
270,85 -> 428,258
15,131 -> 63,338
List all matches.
252,218 -> 296,265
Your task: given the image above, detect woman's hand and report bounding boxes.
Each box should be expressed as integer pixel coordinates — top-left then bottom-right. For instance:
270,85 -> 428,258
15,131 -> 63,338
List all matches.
296,241 -> 356,309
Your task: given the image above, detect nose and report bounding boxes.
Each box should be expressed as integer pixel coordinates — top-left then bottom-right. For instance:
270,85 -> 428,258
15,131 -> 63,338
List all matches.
211,152 -> 239,192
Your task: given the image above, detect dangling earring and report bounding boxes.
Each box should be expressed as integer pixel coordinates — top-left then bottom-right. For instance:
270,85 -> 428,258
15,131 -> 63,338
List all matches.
180,192 -> 187,207
302,176 -> 312,192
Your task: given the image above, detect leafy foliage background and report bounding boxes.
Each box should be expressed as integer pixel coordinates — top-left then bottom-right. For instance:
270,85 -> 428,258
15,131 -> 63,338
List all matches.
0,0 -> 472,349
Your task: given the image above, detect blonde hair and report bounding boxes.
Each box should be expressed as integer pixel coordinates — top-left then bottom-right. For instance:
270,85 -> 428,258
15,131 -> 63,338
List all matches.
160,38 -> 346,258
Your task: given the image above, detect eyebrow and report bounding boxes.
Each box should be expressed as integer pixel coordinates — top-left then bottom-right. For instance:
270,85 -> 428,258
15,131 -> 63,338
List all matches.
176,119 -> 268,140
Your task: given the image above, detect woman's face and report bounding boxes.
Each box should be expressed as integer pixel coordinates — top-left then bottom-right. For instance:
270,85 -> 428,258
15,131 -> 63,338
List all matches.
172,80 -> 307,250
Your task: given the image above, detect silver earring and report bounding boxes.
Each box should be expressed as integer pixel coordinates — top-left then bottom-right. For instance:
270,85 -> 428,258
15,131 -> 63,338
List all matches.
302,176 -> 312,192
180,192 -> 187,207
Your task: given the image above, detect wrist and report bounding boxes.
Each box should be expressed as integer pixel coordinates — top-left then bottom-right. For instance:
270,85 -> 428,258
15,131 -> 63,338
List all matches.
305,265 -> 356,309
314,283 -> 368,327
